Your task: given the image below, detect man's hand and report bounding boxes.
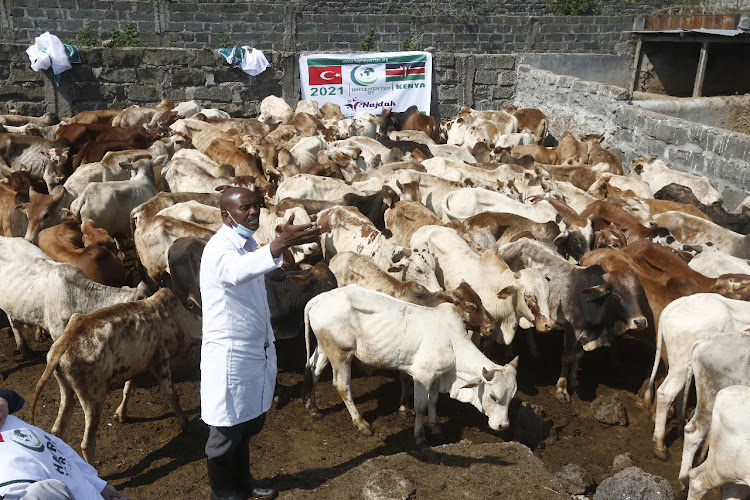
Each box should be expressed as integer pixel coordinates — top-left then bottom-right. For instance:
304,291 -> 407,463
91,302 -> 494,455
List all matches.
101,483 -> 129,500
0,397 -> 8,429
269,213 -> 322,258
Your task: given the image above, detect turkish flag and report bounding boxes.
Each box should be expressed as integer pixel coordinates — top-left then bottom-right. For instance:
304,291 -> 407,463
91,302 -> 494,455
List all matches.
308,66 -> 342,85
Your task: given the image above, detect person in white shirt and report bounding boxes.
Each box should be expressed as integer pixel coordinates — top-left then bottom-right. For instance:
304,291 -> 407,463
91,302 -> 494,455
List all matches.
0,389 -> 128,500
200,187 -> 321,500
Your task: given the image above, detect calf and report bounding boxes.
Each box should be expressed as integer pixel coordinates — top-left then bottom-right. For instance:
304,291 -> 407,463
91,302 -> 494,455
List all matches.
384,200 -> 444,247
16,185 -> 75,245
167,236 -> 207,309
342,186 -> 399,234
580,133 -> 623,175
303,285 -> 519,445
264,261 -> 338,340
38,220 -> 127,287
679,334 -> 750,486
504,105 -> 549,140
685,385 -> 750,500
0,134 -> 71,191
29,288 -> 200,463
643,294 -> 750,460
631,158 -> 722,207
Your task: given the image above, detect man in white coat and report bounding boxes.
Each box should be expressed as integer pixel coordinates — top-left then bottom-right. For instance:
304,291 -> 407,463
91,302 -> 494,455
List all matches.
200,187 -> 321,500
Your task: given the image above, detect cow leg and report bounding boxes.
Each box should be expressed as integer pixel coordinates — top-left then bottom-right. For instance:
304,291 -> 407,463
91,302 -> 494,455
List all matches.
79,395 -> 103,464
8,317 -> 34,359
525,329 -> 540,358
150,360 -> 189,431
34,326 -> 47,343
426,383 -> 444,441
687,461 -> 721,500
653,373 -> 684,461
51,369 -> 76,440
330,354 -> 372,436
679,414 -> 710,486
114,380 -> 134,423
398,372 -> 413,418
303,346 -> 329,414
555,330 -> 582,403
413,381 -> 429,447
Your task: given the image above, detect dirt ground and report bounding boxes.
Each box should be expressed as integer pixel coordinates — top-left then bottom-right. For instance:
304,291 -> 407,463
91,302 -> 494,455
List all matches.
0,326 -> 718,499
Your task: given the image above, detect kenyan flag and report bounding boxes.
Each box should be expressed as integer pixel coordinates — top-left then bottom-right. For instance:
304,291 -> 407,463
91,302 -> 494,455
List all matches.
386,61 -> 426,82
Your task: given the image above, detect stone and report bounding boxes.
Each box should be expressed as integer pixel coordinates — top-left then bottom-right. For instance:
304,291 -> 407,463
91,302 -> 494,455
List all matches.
612,453 -> 636,473
553,464 -> 595,495
361,469 -> 415,500
593,467 -> 674,500
592,394 -> 628,426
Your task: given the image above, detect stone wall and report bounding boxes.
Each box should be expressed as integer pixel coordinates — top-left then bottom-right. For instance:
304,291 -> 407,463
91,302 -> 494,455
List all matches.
0,44 -> 517,120
514,65 -> 750,208
4,2 -> 641,56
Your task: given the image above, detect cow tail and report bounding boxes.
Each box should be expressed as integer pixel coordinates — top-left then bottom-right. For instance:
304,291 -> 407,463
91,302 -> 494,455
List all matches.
30,324 -> 74,426
643,320 -> 664,415
302,299 -> 314,404
681,341 -> 699,430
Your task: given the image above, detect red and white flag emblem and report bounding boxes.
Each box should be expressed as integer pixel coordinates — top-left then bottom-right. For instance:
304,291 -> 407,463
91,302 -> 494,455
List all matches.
308,66 -> 342,85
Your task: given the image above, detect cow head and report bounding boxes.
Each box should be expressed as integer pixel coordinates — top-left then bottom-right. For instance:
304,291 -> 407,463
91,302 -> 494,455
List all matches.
393,246 -> 441,293
712,274 -> 750,301
436,281 -> 494,337
459,358 -> 519,431
17,185 -> 75,245
593,223 -> 628,250
41,147 -> 71,189
514,269 -> 557,333
81,219 -> 118,254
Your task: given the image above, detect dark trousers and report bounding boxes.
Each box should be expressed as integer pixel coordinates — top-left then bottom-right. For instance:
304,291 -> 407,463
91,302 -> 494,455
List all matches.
205,413 -> 266,463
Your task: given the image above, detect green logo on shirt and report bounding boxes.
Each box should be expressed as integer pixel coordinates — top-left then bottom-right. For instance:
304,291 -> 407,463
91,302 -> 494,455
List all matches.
10,429 -> 45,452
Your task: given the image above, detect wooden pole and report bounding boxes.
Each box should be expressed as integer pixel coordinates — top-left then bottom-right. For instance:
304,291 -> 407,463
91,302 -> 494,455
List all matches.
627,39 -> 643,101
693,41 -> 710,98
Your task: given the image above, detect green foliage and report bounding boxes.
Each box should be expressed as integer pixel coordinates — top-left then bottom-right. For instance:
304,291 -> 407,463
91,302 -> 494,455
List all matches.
75,27 -> 98,47
544,0 -> 600,15
401,36 -> 419,51
109,22 -> 146,48
360,28 -> 376,51
219,33 -> 231,49
446,43 -> 456,52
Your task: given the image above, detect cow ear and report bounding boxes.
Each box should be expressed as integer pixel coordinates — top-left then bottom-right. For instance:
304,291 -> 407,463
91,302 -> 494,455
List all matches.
509,355 -> 519,370
482,367 -> 495,381
61,209 -> 77,221
582,284 -> 609,301
288,275 -> 310,283
311,263 -> 328,280
15,202 -> 28,214
497,285 -> 516,300
461,376 -> 483,389
387,264 -> 405,273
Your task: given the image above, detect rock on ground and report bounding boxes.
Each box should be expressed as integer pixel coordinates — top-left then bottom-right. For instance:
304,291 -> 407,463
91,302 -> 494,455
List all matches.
553,463 -> 595,495
591,394 -> 628,426
593,466 -> 674,500
277,441 -> 569,500
612,453 -> 636,474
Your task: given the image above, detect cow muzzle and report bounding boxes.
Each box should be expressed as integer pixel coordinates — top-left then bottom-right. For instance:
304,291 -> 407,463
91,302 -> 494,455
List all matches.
630,316 -> 648,331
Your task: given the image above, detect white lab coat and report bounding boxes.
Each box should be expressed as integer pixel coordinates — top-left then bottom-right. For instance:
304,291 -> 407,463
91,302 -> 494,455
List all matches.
0,415 -> 106,500
199,224 -> 282,427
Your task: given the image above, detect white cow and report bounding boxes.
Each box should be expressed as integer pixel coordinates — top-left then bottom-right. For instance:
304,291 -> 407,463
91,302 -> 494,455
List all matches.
686,385 -> 750,500
688,249 -> 750,278
303,285 -> 519,445
0,236 -> 146,358
162,148 -> 234,194
679,334 -> 750,486
70,157 -> 159,236
441,187 -> 559,223
644,294 -> 750,461
411,225 -> 555,344
316,206 -> 441,292
630,158 -> 723,206
655,211 -> 750,259
274,173 -> 381,203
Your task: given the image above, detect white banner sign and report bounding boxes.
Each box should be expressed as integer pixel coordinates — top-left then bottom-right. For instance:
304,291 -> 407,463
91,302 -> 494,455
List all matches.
299,51 -> 432,118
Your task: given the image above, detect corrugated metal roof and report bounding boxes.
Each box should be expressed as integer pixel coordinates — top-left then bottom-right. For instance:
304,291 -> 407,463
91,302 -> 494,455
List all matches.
630,28 -> 748,36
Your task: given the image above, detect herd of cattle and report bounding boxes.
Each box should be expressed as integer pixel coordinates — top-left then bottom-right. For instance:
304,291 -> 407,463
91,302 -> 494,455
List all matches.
0,94 -> 749,498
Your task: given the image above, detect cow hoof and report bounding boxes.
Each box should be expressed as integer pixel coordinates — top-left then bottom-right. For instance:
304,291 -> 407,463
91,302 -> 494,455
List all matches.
555,391 -> 571,404
415,437 -> 429,449
19,346 -> 38,360
357,423 -> 374,436
654,446 -> 670,461
114,414 -> 128,424
430,429 -> 445,442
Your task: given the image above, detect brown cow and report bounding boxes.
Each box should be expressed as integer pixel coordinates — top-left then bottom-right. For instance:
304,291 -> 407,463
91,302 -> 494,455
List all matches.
29,288 -> 200,463
580,133 -> 623,175
504,105 -> 549,140
15,185 -> 75,244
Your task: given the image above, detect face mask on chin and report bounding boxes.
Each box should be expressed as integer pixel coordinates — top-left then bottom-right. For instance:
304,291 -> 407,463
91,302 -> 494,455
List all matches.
227,212 -> 256,238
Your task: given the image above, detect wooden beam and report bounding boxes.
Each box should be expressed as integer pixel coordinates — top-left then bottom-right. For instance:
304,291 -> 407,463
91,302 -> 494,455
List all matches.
627,39 -> 643,101
693,41 -> 710,97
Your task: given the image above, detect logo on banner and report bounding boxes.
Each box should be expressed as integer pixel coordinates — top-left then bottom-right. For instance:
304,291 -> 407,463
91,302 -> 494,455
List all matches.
350,65 -> 378,86
344,99 -> 396,112
386,62 -> 426,82
309,66 -> 342,86
10,429 -> 44,452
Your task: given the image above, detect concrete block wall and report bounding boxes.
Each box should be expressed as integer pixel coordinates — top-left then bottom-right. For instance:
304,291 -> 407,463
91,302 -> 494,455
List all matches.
4,2 -> 641,56
0,43 -> 518,121
514,65 -> 750,208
